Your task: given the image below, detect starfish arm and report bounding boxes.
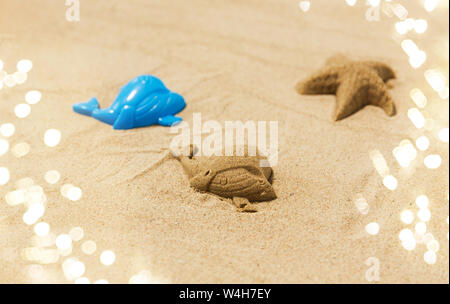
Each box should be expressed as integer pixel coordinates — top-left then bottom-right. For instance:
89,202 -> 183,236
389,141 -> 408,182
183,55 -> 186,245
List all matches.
363,61 -> 396,82
296,67 -> 340,95
333,71 -> 368,121
367,77 -> 396,117
334,69 -> 396,121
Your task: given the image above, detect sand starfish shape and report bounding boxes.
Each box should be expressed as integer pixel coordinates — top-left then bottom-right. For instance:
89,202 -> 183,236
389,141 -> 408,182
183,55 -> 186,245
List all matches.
296,55 -> 397,121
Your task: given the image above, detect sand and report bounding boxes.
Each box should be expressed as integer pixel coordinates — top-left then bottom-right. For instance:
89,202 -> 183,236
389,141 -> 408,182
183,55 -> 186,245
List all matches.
0,0 -> 448,283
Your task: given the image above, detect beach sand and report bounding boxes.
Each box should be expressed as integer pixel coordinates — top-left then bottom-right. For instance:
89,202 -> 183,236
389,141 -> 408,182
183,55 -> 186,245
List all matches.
0,0 -> 448,283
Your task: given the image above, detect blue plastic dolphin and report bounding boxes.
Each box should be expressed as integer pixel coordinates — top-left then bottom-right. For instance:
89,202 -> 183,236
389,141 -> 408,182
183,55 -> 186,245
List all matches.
73,75 -> 186,130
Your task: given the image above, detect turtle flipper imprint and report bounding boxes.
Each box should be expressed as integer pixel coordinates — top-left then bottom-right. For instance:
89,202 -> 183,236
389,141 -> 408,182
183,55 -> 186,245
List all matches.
232,197 -> 257,213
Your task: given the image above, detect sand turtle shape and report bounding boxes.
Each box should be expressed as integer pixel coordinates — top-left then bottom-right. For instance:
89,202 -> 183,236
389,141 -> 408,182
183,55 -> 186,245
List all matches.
174,145 -> 276,212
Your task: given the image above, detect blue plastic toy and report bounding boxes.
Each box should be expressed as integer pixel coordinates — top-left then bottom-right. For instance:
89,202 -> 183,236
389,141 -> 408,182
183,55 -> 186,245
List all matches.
73,75 -> 186,130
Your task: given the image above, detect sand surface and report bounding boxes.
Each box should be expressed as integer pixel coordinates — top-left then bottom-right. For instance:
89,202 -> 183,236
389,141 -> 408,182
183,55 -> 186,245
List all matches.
0,0 -> 448,283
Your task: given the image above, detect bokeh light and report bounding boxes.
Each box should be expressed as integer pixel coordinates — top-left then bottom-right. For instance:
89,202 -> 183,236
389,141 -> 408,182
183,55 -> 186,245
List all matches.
383,175 -> 398,191
75,277 -> 90,284
44,170 -> 61,184
0,123 -> 15,137
34,222 -> 50,237
355,196 -> 370,215
55,234 -> 72,251
23,202 -> 45,226
424,251 -> 436,264
62,258 -> 85,281
5,189 -> 26,206
426,240 -> 440,252
425,69 -> 448,97
415,222 -> 427,235
415,195 -> 429,209
369,150 -> 390,177
414,19 -> 428,34
16,59 -> 33,73
69,227 -> 84,241
13,72 -> 27,84
438,128 -> 449,143
399,229 -> 416,251
81,240 -> 97,255
14,104 -> 31,118
365,222 -> 380,235
415,136 -> 430,151
424,154 -> 442,169
424,0 -> 438,12
410,88 -> 427,108
12,142 -> 30,158
393,140 -> 417,168
0,167 -> 10,185
401,210 -> 414,224
298,1 -> 311,12
3,74 -> 16,87
408,108 -> 425,128
129,271 -> 156,284
25,90 -> 42,105
44,129 -> 61,147
417,208 -> 431,222
0,139 -> 9,156
100,250 -> 116,266
67,187 -> 82,201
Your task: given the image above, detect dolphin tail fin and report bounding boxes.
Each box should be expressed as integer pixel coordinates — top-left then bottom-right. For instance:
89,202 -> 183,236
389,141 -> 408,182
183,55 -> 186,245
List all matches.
73,98 -> 100,116
158,115 -> 182,127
